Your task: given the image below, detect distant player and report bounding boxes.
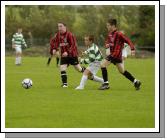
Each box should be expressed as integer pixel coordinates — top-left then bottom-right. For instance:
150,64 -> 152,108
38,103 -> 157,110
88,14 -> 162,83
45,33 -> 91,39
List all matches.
51,22 -> 85,87
47,33 -> 60,67
75,35 -> 104,90
12,27 -> 27,65
99,18 -> 141,90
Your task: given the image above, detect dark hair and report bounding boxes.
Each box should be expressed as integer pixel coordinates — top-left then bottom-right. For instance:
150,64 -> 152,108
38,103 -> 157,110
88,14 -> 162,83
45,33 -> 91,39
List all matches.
85,35 -> 94,42
108,18 -> 117,26
57,22 -> 66,26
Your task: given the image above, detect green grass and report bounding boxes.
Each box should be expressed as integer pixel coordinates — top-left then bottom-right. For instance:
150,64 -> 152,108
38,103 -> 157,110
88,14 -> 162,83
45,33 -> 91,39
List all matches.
5,56 -> 155,128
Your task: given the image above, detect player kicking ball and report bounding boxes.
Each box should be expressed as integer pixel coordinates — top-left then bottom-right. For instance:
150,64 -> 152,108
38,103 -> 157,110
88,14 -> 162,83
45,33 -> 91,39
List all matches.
75,35 -> 104,90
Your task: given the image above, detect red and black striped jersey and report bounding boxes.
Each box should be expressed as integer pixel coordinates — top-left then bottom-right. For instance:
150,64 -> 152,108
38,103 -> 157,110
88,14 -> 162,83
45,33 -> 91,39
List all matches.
105,30 -> 135,60
50,31 -> 78,57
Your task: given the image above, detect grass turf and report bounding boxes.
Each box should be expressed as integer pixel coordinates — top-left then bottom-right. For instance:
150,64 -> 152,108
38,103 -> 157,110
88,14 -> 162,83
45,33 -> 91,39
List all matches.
5,56 -> 155,128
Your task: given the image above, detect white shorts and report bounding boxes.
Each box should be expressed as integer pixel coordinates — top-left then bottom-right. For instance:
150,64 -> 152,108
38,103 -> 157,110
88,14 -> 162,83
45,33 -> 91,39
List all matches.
87,61 -> 101,75
15,45 -> 22,53
122,46 -> 131,58
122,47 -> 128,58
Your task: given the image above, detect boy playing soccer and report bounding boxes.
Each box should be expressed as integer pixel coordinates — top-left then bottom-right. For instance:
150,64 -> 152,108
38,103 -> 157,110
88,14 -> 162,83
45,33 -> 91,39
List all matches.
75,35 -> 104,90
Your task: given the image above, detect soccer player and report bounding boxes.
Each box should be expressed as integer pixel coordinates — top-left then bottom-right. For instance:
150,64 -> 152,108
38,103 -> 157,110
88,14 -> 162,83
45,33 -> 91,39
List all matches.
51,22 -> 85,87
75,35 -> 104,90
99,18 -> 141,90
12,27 -> 27,65
47,33 -> 60,67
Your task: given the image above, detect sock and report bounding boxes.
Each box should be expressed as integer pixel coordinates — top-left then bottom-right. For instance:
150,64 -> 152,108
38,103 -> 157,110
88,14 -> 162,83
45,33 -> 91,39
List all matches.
47,57 -> 51,65
79,75 -> 88,88
101,67 -> 108,84
92,75 -> 104,83
81,66 -> 86,73
61,71 -> 67,85
18,57 -> 21,64
15,57 -> 18,64
123,70 -> 135,83
133,79 -> 137,84
56,57 -> 59,66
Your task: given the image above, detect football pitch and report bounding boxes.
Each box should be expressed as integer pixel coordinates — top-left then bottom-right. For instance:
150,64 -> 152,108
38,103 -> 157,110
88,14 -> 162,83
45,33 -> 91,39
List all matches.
5,56 -> 155,128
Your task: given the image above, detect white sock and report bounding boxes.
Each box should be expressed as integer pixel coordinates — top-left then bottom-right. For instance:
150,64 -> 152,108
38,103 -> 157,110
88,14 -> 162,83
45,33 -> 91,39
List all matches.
133,79 -> 137,84
18,57 -> 21,64
15,57 -> 18,64
79,75 -> 88,88
92,75 -> 104,83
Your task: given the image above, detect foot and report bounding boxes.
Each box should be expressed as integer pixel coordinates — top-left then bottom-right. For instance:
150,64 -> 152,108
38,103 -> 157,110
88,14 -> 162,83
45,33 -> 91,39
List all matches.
75,86 -> 84,90
134,80 -> 141,90
98,83 -> 110,90
16,63 -> 21,66
61,84 -> 68,88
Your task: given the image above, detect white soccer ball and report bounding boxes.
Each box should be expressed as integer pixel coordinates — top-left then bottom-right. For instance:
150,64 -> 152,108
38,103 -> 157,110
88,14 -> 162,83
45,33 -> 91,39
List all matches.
22,78 -> 33,89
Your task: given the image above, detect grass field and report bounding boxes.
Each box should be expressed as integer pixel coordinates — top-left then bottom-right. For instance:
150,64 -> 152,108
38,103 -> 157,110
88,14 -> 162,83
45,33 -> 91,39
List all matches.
5,56 -> 155,128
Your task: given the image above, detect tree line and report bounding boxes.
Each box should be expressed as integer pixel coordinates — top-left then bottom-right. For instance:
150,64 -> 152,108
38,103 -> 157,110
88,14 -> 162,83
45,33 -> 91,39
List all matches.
5,5 -> 155,48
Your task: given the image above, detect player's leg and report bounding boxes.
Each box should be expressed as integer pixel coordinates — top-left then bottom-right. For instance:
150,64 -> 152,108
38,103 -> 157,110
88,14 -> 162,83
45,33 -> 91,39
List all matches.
60,64 -> 68,87
116,63 -> 141,90
98,58 -> 111,90
72,57 -> 86,73
87,62 -> 104,84
15,47 -> 22,65
60,57 -> 68,87
75,69 -> 90,90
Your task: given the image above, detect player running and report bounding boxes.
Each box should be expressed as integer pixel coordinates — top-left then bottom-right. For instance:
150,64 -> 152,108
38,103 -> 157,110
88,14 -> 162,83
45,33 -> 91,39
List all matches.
99,18 -> 141,90
75,35 -> 104,90
12,27 -> 27,65
50,22 -> 85,87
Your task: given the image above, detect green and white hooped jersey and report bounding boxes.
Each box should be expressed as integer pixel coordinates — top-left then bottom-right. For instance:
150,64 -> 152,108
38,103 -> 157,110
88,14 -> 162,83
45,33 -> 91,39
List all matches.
12,33 -> 27,47
81,43 -> 103,64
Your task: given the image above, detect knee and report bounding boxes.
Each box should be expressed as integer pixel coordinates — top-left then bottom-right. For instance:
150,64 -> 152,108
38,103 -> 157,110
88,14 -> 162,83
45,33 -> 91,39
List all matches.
60,65 -> 67,71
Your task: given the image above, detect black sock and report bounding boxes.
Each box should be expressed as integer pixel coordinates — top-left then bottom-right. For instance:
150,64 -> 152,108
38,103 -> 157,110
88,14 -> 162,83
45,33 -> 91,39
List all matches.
47,57 -> 51,65
101,67 -> 108,83
123,70 -> 135,82
56,57 -> 59,66
61,71 -> 67,85
81,66 -> 86,73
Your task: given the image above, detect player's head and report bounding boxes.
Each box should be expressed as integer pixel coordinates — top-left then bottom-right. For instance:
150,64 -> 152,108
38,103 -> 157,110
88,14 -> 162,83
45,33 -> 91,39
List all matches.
84,35 -> 94,47
106,18 -> 117,32
57,22 -> 67,34
17,27 -> 22,33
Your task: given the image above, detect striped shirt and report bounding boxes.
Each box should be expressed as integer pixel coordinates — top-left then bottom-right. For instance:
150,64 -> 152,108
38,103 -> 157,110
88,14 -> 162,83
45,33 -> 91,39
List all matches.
105,30 -> 134,60
81,43 -> 103,64
12,33 -> 27,46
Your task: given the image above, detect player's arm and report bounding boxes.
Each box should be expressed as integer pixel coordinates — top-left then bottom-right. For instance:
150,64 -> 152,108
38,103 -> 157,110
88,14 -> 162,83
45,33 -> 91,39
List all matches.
51,33 -> 59,55
21,35 -> 27,48
105,36 -> 111,56
80,49 -> 96,64
12,34 -> 16,48
67,32 -> 77,54
119,32 -> 135,56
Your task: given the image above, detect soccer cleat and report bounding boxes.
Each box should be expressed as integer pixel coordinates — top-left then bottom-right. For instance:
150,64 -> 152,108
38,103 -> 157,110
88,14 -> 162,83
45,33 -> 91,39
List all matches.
98,83 -> 110,90
75,86 -> 84,90
134,80 -> 141,90
61,84 -> 68,88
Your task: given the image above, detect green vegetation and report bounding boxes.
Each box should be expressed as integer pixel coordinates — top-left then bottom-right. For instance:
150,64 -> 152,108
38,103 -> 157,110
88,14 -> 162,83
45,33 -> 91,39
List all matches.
5,57 -> 155,128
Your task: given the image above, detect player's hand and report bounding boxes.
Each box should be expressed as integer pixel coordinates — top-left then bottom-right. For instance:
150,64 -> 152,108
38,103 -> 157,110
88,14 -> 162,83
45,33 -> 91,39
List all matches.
62,52 -> 68,57
12,45 -> 15,49
78,57 -> 81,62
81,51 -> 86,56
131,50 -> 135,56
52,49 -> 57,55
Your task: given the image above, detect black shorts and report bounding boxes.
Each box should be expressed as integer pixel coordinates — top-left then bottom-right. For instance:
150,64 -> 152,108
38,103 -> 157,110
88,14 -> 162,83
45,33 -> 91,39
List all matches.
105,55 -> 122,65
60,57 -> 79,65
